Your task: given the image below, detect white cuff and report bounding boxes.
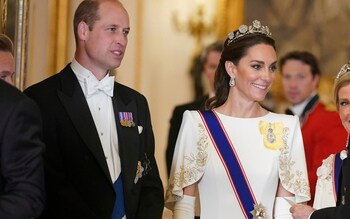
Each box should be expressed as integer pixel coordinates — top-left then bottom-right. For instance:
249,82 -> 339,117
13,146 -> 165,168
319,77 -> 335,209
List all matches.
273,196 -> 294,219
173,195 -> 196,219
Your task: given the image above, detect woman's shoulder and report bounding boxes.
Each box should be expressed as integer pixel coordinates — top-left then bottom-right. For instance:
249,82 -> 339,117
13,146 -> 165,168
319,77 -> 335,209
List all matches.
266,112 -> 299,123
183,109 -> 209,120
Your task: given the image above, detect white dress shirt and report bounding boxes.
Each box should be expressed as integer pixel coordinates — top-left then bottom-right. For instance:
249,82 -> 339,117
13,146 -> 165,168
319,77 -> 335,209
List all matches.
71,59 -> 121,182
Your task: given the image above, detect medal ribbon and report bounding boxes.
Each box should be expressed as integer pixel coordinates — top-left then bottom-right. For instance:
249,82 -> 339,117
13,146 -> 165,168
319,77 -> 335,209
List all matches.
199,110 -> 256,219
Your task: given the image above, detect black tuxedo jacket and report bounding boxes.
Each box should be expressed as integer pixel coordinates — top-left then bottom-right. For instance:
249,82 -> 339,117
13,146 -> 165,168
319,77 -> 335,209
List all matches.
0,80 -> 45,218
165,95 -> 207,176
24,64 -> 164,219
311,153 -> 350,218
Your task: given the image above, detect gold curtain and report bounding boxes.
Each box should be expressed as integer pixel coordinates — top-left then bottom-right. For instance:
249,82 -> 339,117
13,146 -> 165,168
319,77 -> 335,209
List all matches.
134,0 -> 144,91
216,0 -> 245,39
48,0 -> 69,75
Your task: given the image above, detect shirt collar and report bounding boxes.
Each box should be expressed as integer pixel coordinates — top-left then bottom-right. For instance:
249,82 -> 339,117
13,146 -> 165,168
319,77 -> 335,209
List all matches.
290,92 -> 317,117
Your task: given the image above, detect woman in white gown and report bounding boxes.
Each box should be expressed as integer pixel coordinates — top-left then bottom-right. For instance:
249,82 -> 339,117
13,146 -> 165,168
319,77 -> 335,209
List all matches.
165,20 -> 310,219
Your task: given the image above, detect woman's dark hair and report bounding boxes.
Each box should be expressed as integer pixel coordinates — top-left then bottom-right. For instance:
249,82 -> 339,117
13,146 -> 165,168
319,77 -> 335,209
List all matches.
206,33 -> 276,109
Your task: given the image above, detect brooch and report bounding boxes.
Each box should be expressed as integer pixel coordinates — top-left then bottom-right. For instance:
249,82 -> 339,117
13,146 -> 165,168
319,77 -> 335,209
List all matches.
119,112 -> 135,127
134,161 -> 144,184
250,203 -> 266,219
259,121 -> 285,150
134,153 -> 152,184
340,149 -> 348,160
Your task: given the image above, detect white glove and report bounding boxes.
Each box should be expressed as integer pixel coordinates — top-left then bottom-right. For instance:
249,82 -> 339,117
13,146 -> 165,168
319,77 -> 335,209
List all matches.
273,196 -> 295,219
173,195 -> 196,219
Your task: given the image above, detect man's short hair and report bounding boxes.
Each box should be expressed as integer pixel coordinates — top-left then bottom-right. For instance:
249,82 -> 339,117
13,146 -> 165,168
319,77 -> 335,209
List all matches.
0,34 -> 14,54
279,51 -> 321,76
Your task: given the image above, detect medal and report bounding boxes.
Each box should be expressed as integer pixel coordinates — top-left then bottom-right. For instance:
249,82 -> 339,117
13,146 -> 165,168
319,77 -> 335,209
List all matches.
250,203 -> 266,219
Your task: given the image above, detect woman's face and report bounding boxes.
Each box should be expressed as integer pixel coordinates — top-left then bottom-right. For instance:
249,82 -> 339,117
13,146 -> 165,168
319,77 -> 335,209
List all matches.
227,43 -> 277,102
338,83 -> 350,133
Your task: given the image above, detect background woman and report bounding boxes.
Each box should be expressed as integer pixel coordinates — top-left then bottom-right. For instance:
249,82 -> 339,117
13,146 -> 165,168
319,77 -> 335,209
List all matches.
291,61 -> 350,219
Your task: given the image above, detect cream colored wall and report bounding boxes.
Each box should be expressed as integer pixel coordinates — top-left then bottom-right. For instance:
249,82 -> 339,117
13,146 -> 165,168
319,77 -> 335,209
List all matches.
26,0 -> 216,195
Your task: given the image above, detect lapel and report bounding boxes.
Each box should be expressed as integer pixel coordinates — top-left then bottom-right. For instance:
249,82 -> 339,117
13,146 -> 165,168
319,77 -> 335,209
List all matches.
56,65 -> 112,183
112,83 -> 140,193
300,94 -> 319,126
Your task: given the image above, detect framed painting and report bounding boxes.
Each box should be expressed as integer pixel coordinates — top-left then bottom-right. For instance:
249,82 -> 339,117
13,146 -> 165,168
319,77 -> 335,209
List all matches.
1,0 -> 29,90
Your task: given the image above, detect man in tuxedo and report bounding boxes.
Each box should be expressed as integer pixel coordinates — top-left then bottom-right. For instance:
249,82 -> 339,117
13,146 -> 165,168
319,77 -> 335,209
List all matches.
24,1 -> 164,218
280,51 -> 347,204
0,79 -> 45,218
0,34 -> 15,85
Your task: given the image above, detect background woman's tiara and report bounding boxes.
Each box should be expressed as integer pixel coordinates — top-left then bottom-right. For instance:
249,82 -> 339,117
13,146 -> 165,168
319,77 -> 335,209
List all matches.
336,61 -> 350,79
227,20 -> 272,46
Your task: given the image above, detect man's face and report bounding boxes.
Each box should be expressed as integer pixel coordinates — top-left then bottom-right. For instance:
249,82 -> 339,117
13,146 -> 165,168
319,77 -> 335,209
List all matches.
80,1 -> 130,75
281,59 -> 319,105
0,51 -> 15,85
203,50 -> 221,93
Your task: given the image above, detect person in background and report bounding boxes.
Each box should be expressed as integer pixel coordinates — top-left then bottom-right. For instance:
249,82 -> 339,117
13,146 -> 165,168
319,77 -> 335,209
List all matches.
0,78 -> 45,218
166,20 -> 310,218
166,40 -> 223,176
24,0 -> 164,218
0,34 -> 15,85
290,61 -> 350,219
165,40 -> 223,219
280,51 -> 347,204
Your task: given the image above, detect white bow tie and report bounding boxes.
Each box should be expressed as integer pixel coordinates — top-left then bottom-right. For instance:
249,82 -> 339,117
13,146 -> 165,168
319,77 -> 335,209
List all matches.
84,75 -> 115,97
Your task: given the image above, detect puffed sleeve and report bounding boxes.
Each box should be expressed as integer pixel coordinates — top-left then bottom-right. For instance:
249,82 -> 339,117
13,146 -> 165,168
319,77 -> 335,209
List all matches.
165,110 -> 210,210
313,153 -> 342,209
278,115 -> 310,203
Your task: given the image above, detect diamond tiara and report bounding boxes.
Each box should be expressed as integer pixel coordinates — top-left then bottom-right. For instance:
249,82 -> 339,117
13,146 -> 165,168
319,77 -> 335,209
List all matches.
336,61 -> 350,79
227,20 -> 272,45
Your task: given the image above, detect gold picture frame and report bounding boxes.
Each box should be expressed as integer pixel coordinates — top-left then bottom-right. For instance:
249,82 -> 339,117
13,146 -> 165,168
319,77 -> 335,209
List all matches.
1,0 -> 29,90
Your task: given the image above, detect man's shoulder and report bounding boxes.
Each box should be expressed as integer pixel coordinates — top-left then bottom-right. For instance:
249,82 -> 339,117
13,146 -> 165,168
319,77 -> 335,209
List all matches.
312,102 -> 338,116
0,80 -> 27,104
25,65 -> 73,95
115,82 -> 146,101
173,95 -> 208,113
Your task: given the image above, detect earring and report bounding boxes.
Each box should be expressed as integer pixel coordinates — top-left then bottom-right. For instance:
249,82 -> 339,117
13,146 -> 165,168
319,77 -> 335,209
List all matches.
229,77 -> 236,87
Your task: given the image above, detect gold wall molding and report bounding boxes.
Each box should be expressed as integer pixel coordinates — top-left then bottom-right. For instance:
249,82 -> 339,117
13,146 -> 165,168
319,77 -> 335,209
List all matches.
0,0 -> 7,33
1,0 -> 30,90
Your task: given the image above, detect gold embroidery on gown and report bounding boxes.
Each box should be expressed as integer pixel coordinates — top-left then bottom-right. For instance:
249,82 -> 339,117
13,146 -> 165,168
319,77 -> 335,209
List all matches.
167,123 -> 209,201
279,127 -> 310,197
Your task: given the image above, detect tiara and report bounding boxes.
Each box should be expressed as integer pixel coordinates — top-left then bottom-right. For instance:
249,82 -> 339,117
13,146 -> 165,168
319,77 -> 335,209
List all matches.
227,20 -> 272,45
336,61 -> 350,79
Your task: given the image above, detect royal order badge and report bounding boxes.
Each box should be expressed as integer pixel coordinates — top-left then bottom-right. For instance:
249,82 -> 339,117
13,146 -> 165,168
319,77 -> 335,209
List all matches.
250,203 -> 266,219
259,121 -> 285,150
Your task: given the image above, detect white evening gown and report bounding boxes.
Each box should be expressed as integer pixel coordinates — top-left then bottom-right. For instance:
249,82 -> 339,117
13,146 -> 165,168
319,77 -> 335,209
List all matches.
166,110 -> 310,219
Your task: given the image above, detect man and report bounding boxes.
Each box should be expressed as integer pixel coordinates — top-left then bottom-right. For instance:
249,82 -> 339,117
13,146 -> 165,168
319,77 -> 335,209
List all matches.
0,34 -> 15,85
24,1 -> 164,218
280,51 -> 347,204
166,40 -> 223,176
0,79 -> 45,218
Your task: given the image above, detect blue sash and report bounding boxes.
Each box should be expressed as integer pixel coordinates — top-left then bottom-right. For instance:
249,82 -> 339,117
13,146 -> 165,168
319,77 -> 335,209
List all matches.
111,174 -> 125,219
333,153 -> 342,201
199,110 -> 256,219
